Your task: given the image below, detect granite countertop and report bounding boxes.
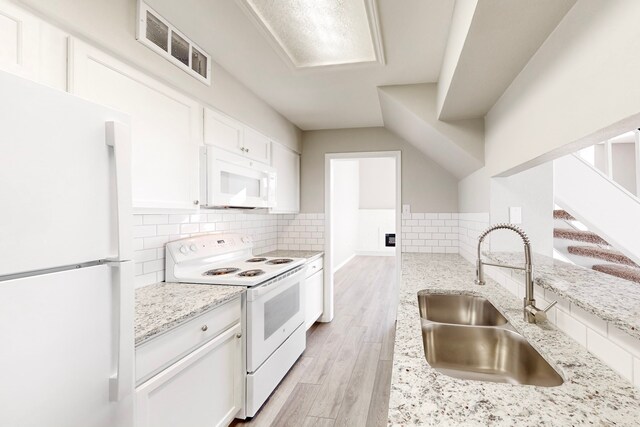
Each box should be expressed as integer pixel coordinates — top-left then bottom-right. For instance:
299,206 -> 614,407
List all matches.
486,251 -> 640,340
389,253 -> 640,426
261,249 -> 323,262
135,282 -> 245,346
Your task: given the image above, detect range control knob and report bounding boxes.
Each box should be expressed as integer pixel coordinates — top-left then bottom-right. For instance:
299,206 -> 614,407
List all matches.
189,244 -> 198,252
179,246 -> 188,255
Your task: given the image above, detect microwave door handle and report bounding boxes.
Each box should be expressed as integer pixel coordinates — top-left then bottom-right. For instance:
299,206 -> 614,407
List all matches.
106,121 -> 133,261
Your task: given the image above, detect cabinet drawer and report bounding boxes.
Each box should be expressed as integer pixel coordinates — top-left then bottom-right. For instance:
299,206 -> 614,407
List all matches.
136,296 -> 241,384
305,257 -> 323,279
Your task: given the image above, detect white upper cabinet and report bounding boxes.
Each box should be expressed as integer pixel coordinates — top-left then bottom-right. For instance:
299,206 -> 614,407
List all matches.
204,107 -> 271,164
69,39 -> 202,211
0,0 -> 67,90
203,108 -> 243,154
271,142 -> 300,213
242,126 -> 271,164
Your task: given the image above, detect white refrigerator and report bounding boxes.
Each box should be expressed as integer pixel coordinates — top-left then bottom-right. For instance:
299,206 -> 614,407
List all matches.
0,71 -> 135,426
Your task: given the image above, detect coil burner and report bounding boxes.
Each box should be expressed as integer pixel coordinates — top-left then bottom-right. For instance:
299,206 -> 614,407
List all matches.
266,258 -> 294,265
246,257 -> 267,263
203,267 -> 240,276
238,269 -> 266,277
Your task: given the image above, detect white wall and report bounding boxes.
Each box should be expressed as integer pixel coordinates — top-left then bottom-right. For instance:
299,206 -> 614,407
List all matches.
16,0 -> 301,152
436,0 -> 478,116
489,162 -> 554,256
612,143 -> 637,195
458,167 -> 490,213
331,160 -> 360,271
302,127 -> 458,213
484,1 -> 640,177
359,157 -> 396,209
357,157 -> 396,255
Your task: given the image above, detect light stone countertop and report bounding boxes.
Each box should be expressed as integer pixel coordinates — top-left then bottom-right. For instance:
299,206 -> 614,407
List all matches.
389,253 -> 640,426
261,249 -> 323,262
135,282 -> 245,346
485,251 -> 640,340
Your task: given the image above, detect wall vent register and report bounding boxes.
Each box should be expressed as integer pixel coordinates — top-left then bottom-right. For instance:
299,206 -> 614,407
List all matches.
136,0 -> 212,85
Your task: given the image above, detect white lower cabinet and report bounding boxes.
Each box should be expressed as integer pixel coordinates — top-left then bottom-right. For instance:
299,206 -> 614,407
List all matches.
304,257 -> 324,330
135,298 -> 243,427
136,323 -> 243,427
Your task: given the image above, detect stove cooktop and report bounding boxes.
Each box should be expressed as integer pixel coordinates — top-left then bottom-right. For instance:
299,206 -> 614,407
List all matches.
176,256 -> 305,287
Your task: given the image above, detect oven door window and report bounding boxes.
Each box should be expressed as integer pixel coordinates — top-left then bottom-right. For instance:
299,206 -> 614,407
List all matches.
263,284 -> 300,340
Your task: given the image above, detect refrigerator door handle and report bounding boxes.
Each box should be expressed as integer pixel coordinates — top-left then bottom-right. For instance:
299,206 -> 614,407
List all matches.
108,260 -> 135,402
106,121 -> 133,261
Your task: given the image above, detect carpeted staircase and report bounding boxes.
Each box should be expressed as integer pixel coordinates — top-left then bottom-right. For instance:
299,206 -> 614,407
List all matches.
553,209 -> 640,283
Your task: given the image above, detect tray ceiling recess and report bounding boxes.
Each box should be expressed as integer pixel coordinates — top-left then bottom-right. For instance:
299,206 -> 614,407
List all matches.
237,0 -> 385,69
136,0 -> 212,84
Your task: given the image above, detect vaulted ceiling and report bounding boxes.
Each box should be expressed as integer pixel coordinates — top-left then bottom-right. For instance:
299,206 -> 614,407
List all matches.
148,0 -> 576,178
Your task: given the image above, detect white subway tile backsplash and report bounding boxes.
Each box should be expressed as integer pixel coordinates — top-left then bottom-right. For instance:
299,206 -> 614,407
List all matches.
133,225 -> 156,238
168,214 -> 190,224
143,214 -> 168,225
608,325 -> 640,359
134,248 -> 157,263
180,223 -> 199,234
587,329 -> 633,381
156,224 -> 180,236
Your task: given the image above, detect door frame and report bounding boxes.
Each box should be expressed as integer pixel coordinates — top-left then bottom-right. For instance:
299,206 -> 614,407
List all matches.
321,151 -> 402,323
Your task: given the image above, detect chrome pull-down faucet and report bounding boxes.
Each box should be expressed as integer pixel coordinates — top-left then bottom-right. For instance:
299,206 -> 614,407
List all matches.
475,223 -> 556,324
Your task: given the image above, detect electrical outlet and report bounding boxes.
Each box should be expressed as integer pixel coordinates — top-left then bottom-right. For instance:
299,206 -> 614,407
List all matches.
402,204 -> 411,214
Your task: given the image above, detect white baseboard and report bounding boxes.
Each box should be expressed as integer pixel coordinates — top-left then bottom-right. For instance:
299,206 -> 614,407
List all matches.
355,250 -> 395,257
333,253 -> 357,273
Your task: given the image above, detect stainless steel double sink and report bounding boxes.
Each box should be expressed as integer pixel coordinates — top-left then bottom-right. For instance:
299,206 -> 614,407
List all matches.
418,292 -> 563,387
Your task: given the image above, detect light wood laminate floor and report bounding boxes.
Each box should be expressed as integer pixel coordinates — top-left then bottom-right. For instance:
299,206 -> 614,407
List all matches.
232,256 -> 397,427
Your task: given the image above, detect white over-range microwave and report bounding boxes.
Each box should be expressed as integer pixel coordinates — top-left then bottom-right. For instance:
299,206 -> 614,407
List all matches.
200,147 -> 276,209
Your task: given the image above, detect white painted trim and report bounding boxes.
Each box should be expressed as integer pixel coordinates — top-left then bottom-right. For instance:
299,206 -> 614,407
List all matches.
355,251 -> 395,257
333,253 -> 357,274
323,150 -> 402,323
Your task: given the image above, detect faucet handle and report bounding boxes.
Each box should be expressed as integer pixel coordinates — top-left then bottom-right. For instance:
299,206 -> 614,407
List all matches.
525,300 -> 557,323
542,300 -> 558,313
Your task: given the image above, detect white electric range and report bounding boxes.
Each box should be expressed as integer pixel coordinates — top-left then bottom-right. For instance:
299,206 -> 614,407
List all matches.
165,233 -> 307,418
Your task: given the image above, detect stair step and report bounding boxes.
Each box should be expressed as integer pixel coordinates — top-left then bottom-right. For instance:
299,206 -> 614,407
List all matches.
553,228 -> 609,245
553,209 -> 575,221
592,264 -> 640,284
567,246 -> 638,267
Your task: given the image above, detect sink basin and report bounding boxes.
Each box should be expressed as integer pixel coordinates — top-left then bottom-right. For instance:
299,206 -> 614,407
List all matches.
418,293 -> 508,326
421,323 -> 564,387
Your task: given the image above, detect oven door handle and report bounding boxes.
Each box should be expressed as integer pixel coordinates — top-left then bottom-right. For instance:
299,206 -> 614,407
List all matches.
248,268 -> 305,301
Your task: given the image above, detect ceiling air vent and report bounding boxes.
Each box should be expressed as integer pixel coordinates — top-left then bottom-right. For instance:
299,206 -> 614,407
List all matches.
136,0 -> 212,85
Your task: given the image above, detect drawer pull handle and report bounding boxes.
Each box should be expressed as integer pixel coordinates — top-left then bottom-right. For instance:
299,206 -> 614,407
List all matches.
236,332 -> 242,339
201,325 -> 208,332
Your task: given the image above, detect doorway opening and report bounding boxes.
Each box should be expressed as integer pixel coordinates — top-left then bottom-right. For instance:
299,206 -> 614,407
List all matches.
322,151 -> 401,322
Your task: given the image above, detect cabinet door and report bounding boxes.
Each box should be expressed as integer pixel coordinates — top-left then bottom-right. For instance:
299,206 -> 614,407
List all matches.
0,1 -> 38,80
305,270 -> 324,330
204,108 -> 244,155
0,1 -> 67,90
243,125 -> 271,164
69,39 -> 202,210
136,323 -> 243,427
271,142 -> 300,213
